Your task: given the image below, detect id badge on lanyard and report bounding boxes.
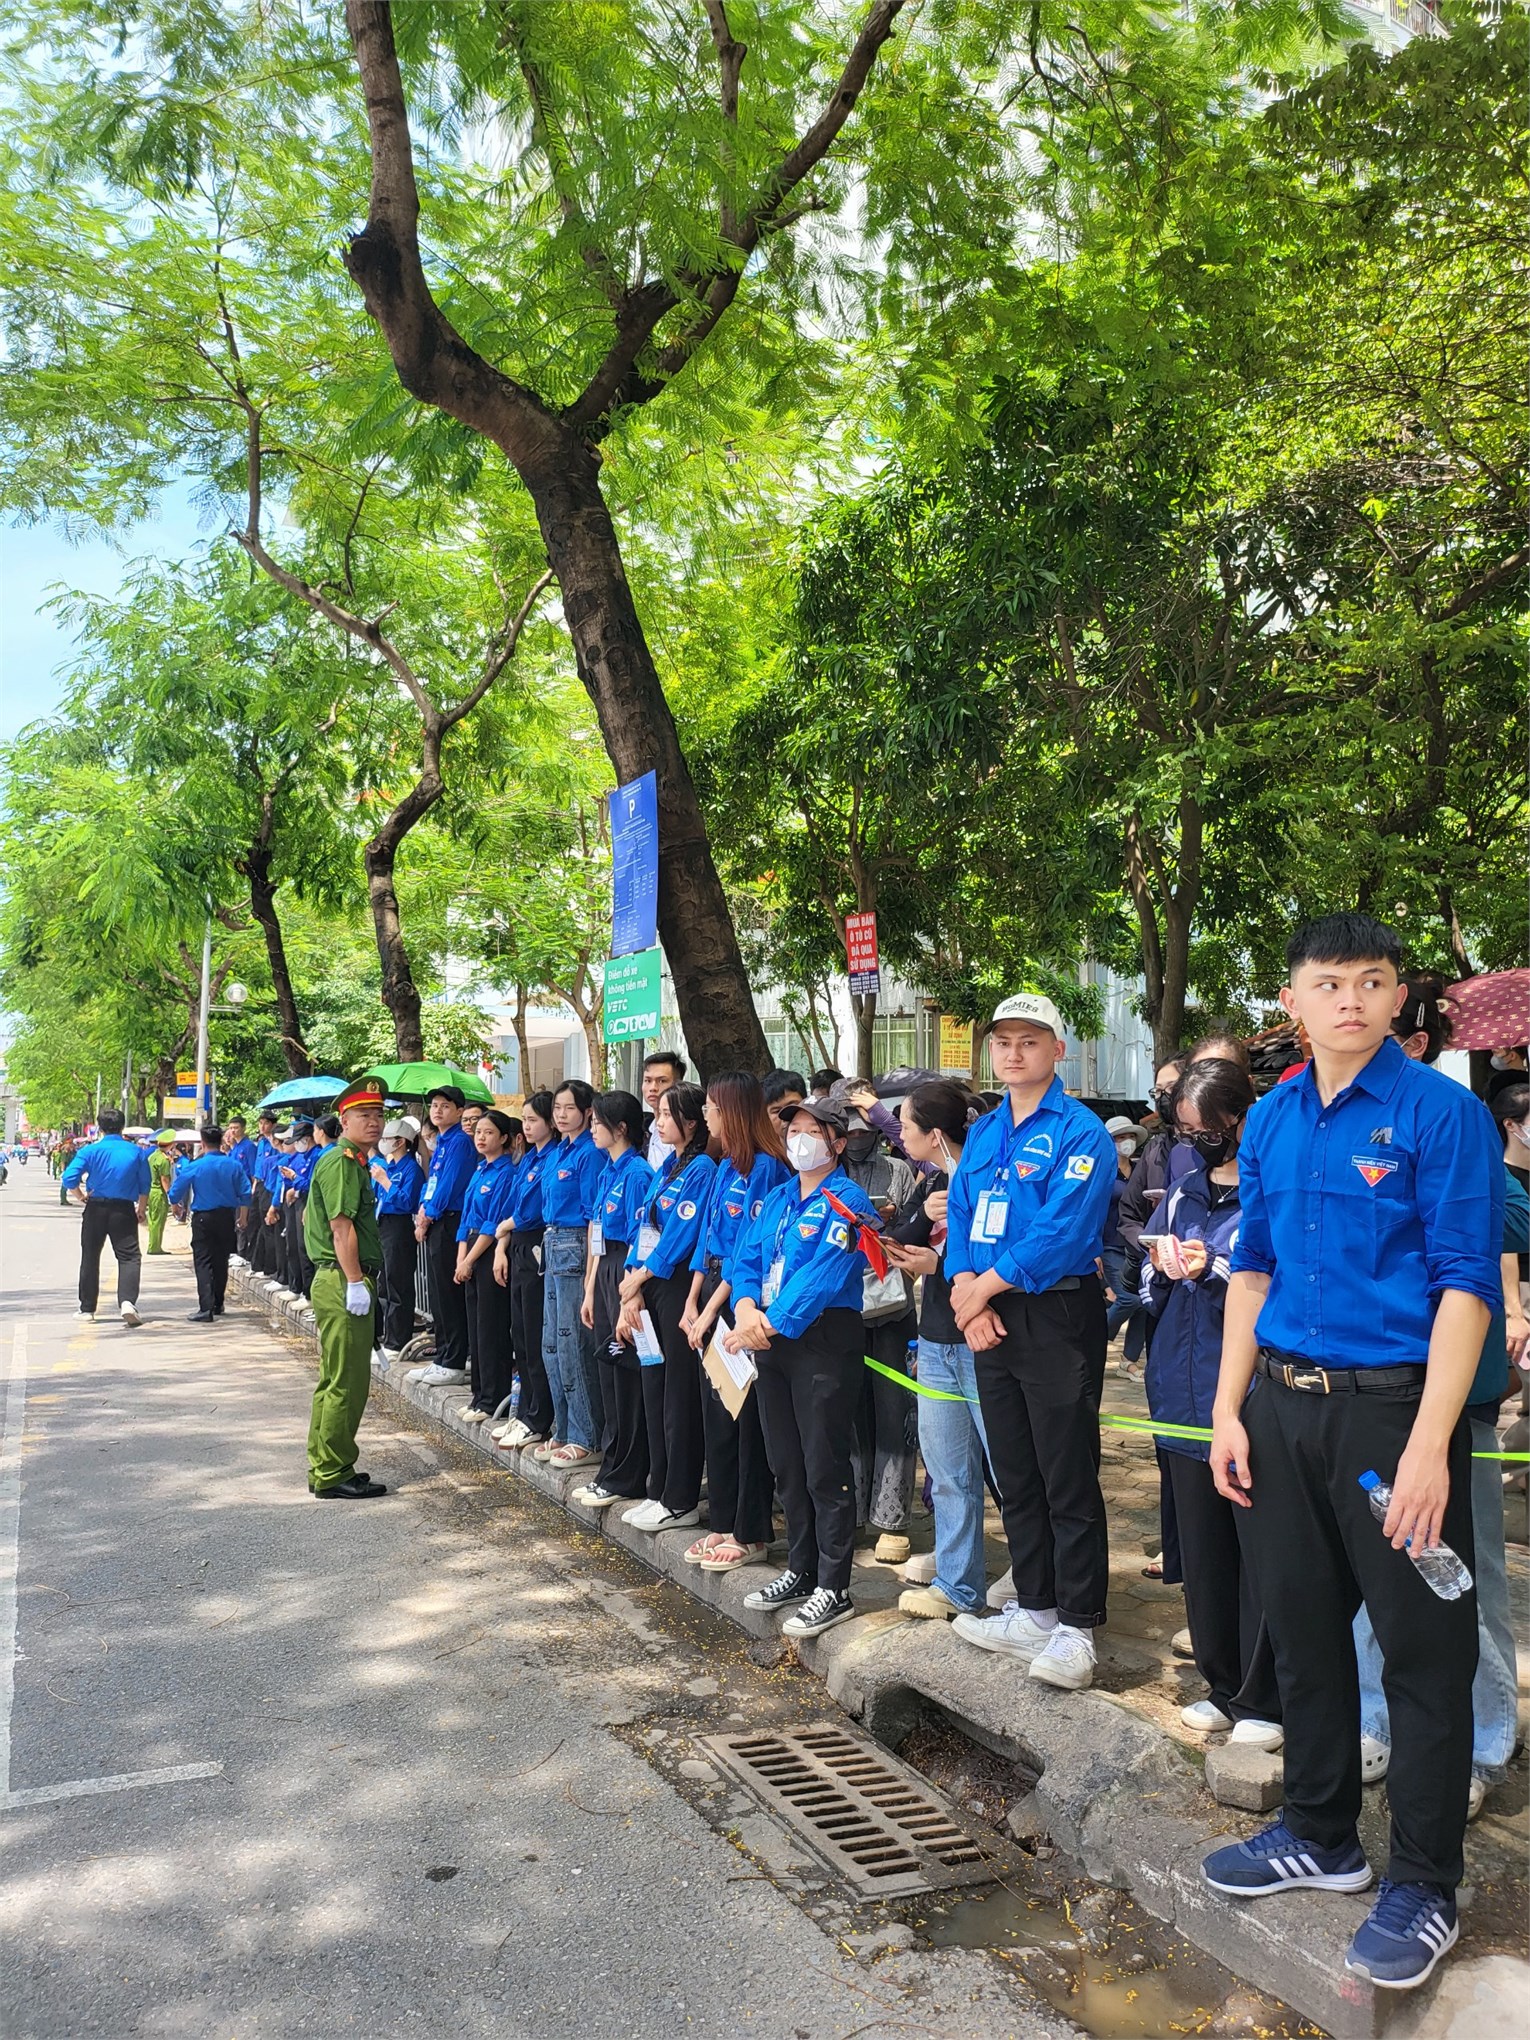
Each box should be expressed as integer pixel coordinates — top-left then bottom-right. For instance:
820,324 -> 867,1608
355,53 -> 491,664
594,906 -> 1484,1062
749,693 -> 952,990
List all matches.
971,1188 -> 1009,1244
588,1220 -> 604,1258
637,1221 -> 661,1263
762,1255 -> 785,1306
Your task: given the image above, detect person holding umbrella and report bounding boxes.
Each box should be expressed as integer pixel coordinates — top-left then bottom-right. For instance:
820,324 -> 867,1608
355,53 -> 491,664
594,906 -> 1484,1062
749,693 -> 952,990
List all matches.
305,1078 -> 389,1499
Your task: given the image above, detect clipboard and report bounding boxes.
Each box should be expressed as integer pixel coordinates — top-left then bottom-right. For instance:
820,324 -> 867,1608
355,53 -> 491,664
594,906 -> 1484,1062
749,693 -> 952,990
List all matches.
702,1316 -> 756,1420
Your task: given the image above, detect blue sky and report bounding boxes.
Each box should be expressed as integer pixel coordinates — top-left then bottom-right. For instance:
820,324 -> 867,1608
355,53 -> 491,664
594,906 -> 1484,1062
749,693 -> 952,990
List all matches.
0,489 -> 208,744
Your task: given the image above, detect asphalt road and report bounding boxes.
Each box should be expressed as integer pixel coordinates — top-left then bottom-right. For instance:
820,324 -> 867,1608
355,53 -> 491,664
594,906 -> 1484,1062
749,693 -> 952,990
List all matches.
0,1166 -> 1070,2039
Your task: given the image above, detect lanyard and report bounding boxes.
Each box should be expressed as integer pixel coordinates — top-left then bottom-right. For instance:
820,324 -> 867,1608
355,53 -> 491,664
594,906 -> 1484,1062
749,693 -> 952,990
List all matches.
992,1104 -> 1044,1188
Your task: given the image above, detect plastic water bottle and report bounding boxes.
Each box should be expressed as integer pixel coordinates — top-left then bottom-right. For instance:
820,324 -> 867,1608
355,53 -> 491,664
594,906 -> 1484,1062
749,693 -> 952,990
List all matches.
1358,1471 -> 1473,1600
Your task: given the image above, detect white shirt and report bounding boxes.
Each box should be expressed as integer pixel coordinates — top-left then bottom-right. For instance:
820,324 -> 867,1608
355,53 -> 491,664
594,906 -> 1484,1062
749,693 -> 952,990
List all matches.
645,1120 -> 669,1172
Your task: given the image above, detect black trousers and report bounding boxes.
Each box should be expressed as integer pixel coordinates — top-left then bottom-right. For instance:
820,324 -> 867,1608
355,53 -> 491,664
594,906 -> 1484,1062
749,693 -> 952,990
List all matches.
78,1198 -> 141,1312
424,1213 -> 468,1370
594,1248 -> 649,1497
755,1308 -> 863,1594
509,1235 -> 553,1437
283,1196 -> 314,1299
698,1269 -> 774,1545
191,1207 -> 237,1314
468,1248 -> 514,1414
852,1309 -> 919,1533
1163,1450 -> 1279,1724
236,1186 -> 257,1259
249,1182 -> 275,1274
1240,1370 -> 1477,1890
639,1270 -> 704,1509
377,1213 -> 419,1351
973,1279 -> 1109,1628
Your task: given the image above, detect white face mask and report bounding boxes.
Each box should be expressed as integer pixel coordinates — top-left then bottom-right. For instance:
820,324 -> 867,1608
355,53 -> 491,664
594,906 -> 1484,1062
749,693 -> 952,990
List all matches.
787,1129 -> 831,1173
1114,1139 -> 1137,1160
1511,1119 -> 1530,1148
1491,1054 -> 1522,1072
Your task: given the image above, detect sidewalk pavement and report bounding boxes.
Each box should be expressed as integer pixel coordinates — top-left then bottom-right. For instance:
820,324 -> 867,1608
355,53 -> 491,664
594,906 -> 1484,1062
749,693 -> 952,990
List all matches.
231,1266 -> 1529,2040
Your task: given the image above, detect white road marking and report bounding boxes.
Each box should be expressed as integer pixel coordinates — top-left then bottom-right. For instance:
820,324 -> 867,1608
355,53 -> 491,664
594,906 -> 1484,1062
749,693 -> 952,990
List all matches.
0,1317 -> 224,1813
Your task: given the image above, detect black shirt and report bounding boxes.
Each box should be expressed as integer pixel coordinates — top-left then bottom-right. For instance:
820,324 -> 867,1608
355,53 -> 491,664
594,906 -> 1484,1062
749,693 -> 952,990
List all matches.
890,1170 -> 961,1345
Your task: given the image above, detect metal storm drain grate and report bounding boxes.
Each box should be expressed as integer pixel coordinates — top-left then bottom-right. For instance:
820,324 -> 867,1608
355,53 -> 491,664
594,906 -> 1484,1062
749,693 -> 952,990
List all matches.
700,1720 -> 1006,1897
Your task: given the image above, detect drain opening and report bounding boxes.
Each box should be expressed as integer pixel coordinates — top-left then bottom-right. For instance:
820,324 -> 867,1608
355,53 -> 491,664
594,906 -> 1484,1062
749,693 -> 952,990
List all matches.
700,1719 -> 1013,1897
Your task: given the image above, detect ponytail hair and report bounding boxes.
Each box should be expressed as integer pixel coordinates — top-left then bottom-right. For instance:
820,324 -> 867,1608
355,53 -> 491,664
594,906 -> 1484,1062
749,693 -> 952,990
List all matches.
1394,970 -> 1454,1064
554,1079 -> 595,1121
903,1079 -> 975,1148
662,1082 -> 710,1170
592,1089 -> 645,1151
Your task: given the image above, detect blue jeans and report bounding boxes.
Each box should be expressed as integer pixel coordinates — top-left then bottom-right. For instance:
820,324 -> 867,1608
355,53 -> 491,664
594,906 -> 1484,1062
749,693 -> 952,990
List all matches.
542,1226 -> 600,1449
1102,1247 -> 1145,1363
915,1337 -> 992,1613
1354,1417 -> 1518,1781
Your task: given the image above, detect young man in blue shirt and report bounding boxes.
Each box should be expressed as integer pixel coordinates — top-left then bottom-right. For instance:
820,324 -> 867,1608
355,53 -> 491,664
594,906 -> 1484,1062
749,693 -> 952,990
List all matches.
409,1084 -> 477,1385
1203,914 -> 1502,1992
946,992 -> 1118,1693
62,1107 -> 152,1324
171,1125 -> 253,1322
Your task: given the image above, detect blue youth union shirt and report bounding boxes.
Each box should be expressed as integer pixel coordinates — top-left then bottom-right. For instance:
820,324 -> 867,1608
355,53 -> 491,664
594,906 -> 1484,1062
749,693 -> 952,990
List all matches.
1229,1035 -> 1503,1368
62,1135 -> 151,1202
541,1129 -> 603,1228
420,1122 -> 476,1218
227,1135 -> 257,1178
732,1167 -> 881,1340
507,1143 -> 554,1233
372,1153 -> 424,1217
946,1079 -> 1117,1292
170,1153 -> 253,1210
692,1152 -> 793,1284
628,1152 -> 717,1277
456,1153 -> 519,1241
595,1150 -> 655,1248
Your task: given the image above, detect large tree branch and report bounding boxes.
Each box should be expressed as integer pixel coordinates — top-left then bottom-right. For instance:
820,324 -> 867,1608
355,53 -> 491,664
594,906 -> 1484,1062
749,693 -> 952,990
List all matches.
439,568 -> 555,732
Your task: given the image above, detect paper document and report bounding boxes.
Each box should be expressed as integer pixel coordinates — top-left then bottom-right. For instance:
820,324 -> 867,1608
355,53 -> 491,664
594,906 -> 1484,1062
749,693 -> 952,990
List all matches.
633,1309 -> 664,1365
702,1317 -> 756,1419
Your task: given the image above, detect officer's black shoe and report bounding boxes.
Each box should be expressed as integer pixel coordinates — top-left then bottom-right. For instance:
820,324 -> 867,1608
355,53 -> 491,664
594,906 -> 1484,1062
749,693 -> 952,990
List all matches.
315,1474 -> 388,1499
186,1310 -> 215,1323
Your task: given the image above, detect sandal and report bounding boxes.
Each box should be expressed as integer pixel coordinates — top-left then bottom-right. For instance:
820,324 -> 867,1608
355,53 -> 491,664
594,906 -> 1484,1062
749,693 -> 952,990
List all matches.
700,1539 -> 770,1572
684,1533 -> 725,1565
1141,1553 -> 1164,1579
548,1442 -> 596,1468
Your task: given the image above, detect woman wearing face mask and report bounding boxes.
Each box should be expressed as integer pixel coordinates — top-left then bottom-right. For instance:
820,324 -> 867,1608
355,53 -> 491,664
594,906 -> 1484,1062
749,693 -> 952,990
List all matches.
617,1083 -> 717,1534
882,1081 -> 993,1620
534,1081 -> 605,1468
1352,1007 -> 1525,1821
679,1073 -> 791,1572
836,1097 -> 920,1565
370,1116 -> 424,1359
726,1099 -> 882,1638
453,1109 -> 521,1422
570,1091 -> 654,1512
1141,1060 -> 1282,1750
490,1090 -> 557,1450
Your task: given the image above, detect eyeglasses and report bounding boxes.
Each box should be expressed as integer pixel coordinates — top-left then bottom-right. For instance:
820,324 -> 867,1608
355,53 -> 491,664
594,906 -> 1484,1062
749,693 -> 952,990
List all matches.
1180,1126 -> 1234,1153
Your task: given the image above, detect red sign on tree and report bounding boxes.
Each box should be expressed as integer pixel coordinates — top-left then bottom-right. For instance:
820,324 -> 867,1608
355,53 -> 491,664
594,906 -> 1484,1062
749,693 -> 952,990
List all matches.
844,911 -> 881,995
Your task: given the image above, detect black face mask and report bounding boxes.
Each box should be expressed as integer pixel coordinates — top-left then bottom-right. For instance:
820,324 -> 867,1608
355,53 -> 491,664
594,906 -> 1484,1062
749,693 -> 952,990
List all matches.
1182,1127 -> 1235,1167
845,1130 -> 879,1164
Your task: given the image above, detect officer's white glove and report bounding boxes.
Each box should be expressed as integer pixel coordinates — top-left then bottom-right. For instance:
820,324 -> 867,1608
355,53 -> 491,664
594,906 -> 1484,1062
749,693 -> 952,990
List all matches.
344,1280 -> 371,1316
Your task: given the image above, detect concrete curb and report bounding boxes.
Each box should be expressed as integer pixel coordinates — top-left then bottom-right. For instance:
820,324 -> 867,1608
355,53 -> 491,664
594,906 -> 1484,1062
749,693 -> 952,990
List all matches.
234,1266 -> 1520,2038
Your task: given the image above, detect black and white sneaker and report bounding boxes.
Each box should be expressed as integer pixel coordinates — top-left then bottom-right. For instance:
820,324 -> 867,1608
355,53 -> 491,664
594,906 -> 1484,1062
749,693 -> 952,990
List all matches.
743,1568 -> 816,1612
782,1587 -> 855,1637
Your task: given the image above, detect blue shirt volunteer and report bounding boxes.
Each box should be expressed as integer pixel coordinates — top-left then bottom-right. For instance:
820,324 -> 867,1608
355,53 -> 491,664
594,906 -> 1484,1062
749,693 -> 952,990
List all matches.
1228,1035 -> 1503,1367
541,1129 -> 603,1230
420,1121 -> 476,1220
594,1149 -> 655,1249
626,1151 -> 717,1279
456,1153 -> 519,1242
281,1143 -> 320,1196
732,1168 -> 881,1340
62,1135 -> 151,1204
227,1134 -> 258,1180
505,1142 -> 554,1237
371,1152 -> 425,1217
170,1153 -> 253,1211
945,1079 -> 1117,1292
692,1153 -> 792,1287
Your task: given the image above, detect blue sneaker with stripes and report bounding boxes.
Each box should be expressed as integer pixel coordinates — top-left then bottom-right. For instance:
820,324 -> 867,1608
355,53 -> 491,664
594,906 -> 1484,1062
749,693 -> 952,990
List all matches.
1202,1819 -> 1373,1897
1344,1880 -> 1458,1990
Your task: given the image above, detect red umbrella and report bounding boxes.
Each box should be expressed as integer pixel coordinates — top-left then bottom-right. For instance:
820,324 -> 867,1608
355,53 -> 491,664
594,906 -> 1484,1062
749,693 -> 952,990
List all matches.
1441,969 -> 1530,1052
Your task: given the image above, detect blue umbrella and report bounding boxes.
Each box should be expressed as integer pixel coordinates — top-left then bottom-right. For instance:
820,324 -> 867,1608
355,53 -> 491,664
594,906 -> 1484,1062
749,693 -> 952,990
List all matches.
254,1074 -> 348,1112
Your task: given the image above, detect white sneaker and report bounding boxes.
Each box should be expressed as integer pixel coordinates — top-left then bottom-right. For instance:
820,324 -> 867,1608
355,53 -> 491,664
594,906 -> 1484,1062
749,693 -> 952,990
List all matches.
412,1364 -> 467,1387
572,1484 -> 623,1510
462,1407 -> 488,1424
119,1303 -> 141,1327
74,1309 -> 95,1322
986,1568 -> 1015,1610
1181,1699 -> 1233,1734
951,1601 -> 1057,1663
380,1346 -> 403,1362
1228,1719 -> 1283,1752
630,1505 -> 701,1535
1171,1626 -> 1195,1660
1028,1625 -> 1096,1691
1360,1734 -> 1390,1785
622,1499 -> 667,1529
495,1419 -> 535,1448
1467,1775 -> 1489,1822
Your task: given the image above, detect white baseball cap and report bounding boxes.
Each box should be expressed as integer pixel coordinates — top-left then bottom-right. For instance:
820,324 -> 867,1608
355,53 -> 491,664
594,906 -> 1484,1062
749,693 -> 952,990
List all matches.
991,992 -> 1066,1037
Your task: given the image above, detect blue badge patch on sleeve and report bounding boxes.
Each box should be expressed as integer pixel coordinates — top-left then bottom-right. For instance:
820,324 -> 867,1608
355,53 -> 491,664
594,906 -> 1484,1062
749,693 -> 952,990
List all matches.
678,1200 -> 698,1220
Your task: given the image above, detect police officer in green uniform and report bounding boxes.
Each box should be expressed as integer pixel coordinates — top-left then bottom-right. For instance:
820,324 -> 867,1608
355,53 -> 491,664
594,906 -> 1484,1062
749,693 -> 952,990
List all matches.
304,1079 -> 389,1499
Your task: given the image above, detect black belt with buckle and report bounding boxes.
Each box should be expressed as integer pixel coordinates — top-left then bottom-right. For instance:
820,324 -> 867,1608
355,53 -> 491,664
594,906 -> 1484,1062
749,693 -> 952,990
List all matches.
1256,1348 -> 1427,1396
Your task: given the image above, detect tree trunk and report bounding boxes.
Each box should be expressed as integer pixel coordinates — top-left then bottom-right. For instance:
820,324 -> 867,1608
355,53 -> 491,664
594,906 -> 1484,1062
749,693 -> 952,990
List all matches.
364,834 -> 425,1060
520,447 -> 768,1080
851,992 -> 877,1081
968,1020 -> 990,1089
241,841 -> 312,1077
512,983 -> 531,1097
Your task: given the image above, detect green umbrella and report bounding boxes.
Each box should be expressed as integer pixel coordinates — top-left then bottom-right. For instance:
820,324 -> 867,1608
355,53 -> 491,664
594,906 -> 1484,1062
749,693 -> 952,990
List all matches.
358,1060 -> 495,1107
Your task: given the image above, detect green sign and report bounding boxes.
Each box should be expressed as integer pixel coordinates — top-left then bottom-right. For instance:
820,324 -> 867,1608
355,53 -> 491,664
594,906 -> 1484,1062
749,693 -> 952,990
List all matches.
602,946 -> 662,1042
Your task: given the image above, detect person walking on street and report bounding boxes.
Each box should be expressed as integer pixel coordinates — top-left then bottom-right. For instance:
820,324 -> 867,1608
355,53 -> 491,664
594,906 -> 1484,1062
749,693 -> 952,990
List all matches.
62,1108 -> 150,1325
411,1085 -> 476,1385
1201,914 -> 1501,1993
146,1130 -> 178,1254
171,1125 -> 252,1321
946,992 -> 1117,1693
305,1079 -> 389,1499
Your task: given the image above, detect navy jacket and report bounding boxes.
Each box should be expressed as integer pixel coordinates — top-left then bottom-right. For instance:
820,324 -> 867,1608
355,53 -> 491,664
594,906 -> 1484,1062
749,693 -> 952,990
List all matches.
1140,1161 -> 1241,1461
